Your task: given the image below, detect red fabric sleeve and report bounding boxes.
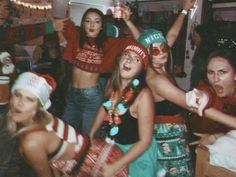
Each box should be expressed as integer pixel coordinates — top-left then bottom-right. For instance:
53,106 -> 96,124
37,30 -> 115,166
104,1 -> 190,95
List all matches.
62,20 -> 80,63
61,22 -> 135,73
193,80 -> 236,134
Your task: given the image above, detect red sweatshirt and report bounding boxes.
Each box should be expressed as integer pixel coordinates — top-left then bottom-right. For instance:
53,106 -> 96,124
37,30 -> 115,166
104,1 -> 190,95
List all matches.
62,20 -> 133,73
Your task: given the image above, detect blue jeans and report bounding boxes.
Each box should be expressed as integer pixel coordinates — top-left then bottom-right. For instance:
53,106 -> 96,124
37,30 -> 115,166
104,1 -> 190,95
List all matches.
62,85 -> 103,134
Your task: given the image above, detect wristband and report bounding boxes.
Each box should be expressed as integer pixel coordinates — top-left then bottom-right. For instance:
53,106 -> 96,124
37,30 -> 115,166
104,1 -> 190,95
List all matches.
181,9 -> 188,15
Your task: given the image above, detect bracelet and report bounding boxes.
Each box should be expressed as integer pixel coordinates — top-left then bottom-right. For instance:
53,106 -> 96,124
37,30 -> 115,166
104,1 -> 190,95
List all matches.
181,9 -> 188,15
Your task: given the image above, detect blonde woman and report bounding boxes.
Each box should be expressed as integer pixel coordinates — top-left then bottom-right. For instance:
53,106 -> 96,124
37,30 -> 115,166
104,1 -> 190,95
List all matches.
2,72 -> 90,177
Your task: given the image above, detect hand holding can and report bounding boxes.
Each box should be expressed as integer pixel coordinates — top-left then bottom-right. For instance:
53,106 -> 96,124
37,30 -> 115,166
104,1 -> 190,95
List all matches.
113,0 -> 126,19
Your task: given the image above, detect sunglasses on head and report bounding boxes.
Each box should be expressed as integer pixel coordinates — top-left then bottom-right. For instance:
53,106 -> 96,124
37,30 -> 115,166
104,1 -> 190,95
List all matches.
150,43 -> 169,56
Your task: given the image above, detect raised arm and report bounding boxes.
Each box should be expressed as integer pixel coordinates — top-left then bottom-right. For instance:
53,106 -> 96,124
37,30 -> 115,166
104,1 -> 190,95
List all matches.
150,74 -> 208,116
122,5 -> 141,40
166,0 -> 196,47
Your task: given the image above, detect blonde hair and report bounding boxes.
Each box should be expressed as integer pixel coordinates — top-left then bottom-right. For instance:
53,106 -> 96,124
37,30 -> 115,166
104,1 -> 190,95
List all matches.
3,103 -> 52,137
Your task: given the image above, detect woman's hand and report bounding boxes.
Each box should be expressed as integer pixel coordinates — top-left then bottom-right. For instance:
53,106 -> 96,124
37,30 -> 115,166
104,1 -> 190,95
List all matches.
122,5 -> 132,22
190,132 -> 216,146
182,0 -> 196,11
99,163 -> 119,177
52,18 -> 69,32
186,88 -> 209,116
110,4 -> 132,21
194,89 -> 209,116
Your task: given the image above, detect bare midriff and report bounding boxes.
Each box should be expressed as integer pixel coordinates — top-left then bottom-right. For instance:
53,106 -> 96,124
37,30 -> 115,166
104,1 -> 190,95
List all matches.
72,66 -> 100,88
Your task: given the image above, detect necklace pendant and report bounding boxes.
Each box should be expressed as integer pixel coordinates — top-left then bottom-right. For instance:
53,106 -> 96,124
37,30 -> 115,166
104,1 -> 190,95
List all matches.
110,126 -> 119,136
133,79 -> 140,87
117,103 -> 127,114
103,100 -> 113,108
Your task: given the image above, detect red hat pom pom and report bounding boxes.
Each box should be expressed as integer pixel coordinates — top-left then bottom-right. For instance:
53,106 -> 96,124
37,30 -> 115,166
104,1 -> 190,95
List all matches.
41,74 -> 57,92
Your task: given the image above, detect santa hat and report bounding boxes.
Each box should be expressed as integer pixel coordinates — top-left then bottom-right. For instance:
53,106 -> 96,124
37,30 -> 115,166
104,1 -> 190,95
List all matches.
11,72 -> 56,110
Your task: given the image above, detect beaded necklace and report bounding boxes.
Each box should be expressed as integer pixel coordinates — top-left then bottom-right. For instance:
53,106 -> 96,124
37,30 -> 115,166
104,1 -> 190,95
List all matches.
103,79 -> 141,137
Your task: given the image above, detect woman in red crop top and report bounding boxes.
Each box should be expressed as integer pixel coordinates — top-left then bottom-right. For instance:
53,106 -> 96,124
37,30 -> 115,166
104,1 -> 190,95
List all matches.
61,6 -> 140,135
2,72 -> 89,177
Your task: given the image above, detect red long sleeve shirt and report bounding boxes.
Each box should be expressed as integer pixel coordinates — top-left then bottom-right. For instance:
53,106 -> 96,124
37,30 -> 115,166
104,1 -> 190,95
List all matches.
191,80 -> 236,134
62,20 -> 133,73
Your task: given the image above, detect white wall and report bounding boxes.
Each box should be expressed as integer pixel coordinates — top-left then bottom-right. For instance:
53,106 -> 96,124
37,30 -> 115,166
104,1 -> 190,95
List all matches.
69,0 -> 113,25
175,0 -> 203,91
212,2 -> 236,22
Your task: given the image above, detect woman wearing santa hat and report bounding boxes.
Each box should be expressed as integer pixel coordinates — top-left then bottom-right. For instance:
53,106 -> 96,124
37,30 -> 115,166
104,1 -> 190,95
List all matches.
0,72 -> 87,177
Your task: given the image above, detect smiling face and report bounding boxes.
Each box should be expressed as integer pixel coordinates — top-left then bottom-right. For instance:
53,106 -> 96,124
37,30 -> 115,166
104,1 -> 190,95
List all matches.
0,0 -> 9,26
10,89 -> 39,124
119,50 -> 143,81
149,43 -> 169,70
83,11 -> 103,38
207,56 -> 236,97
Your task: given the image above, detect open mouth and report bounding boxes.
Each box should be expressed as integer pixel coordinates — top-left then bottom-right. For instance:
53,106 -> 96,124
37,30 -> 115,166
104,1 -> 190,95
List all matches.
153,63 -> 164,69
89,29 -> 95,32
14,108 -> 22,114
214,85 -> 223,94
123,65 -> 131,71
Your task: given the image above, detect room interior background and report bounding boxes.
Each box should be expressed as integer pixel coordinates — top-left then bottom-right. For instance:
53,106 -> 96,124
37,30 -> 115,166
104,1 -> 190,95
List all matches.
9,0 -> 236,90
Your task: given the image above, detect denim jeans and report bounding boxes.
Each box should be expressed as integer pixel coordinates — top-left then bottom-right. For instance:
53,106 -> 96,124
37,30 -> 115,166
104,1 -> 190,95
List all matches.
62,85 -> 103,135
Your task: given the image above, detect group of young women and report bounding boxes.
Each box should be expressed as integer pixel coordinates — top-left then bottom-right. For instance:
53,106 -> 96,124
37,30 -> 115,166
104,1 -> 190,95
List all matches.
1,0 -> 236,177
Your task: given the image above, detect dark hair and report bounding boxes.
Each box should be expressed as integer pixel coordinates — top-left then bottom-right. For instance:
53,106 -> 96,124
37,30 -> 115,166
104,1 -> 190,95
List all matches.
194,24 -> 208,39
206,49 -> 236,71
190,23 -> 219,89
79,8 -> 106,49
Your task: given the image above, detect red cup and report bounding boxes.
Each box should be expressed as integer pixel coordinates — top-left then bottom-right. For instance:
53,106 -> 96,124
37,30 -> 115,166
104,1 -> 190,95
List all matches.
0,76 -> 10,105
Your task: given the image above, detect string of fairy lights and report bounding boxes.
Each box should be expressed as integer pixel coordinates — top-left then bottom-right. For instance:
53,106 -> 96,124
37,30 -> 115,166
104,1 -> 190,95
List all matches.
10,0 -> 52,10
9,0 -> 54,18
